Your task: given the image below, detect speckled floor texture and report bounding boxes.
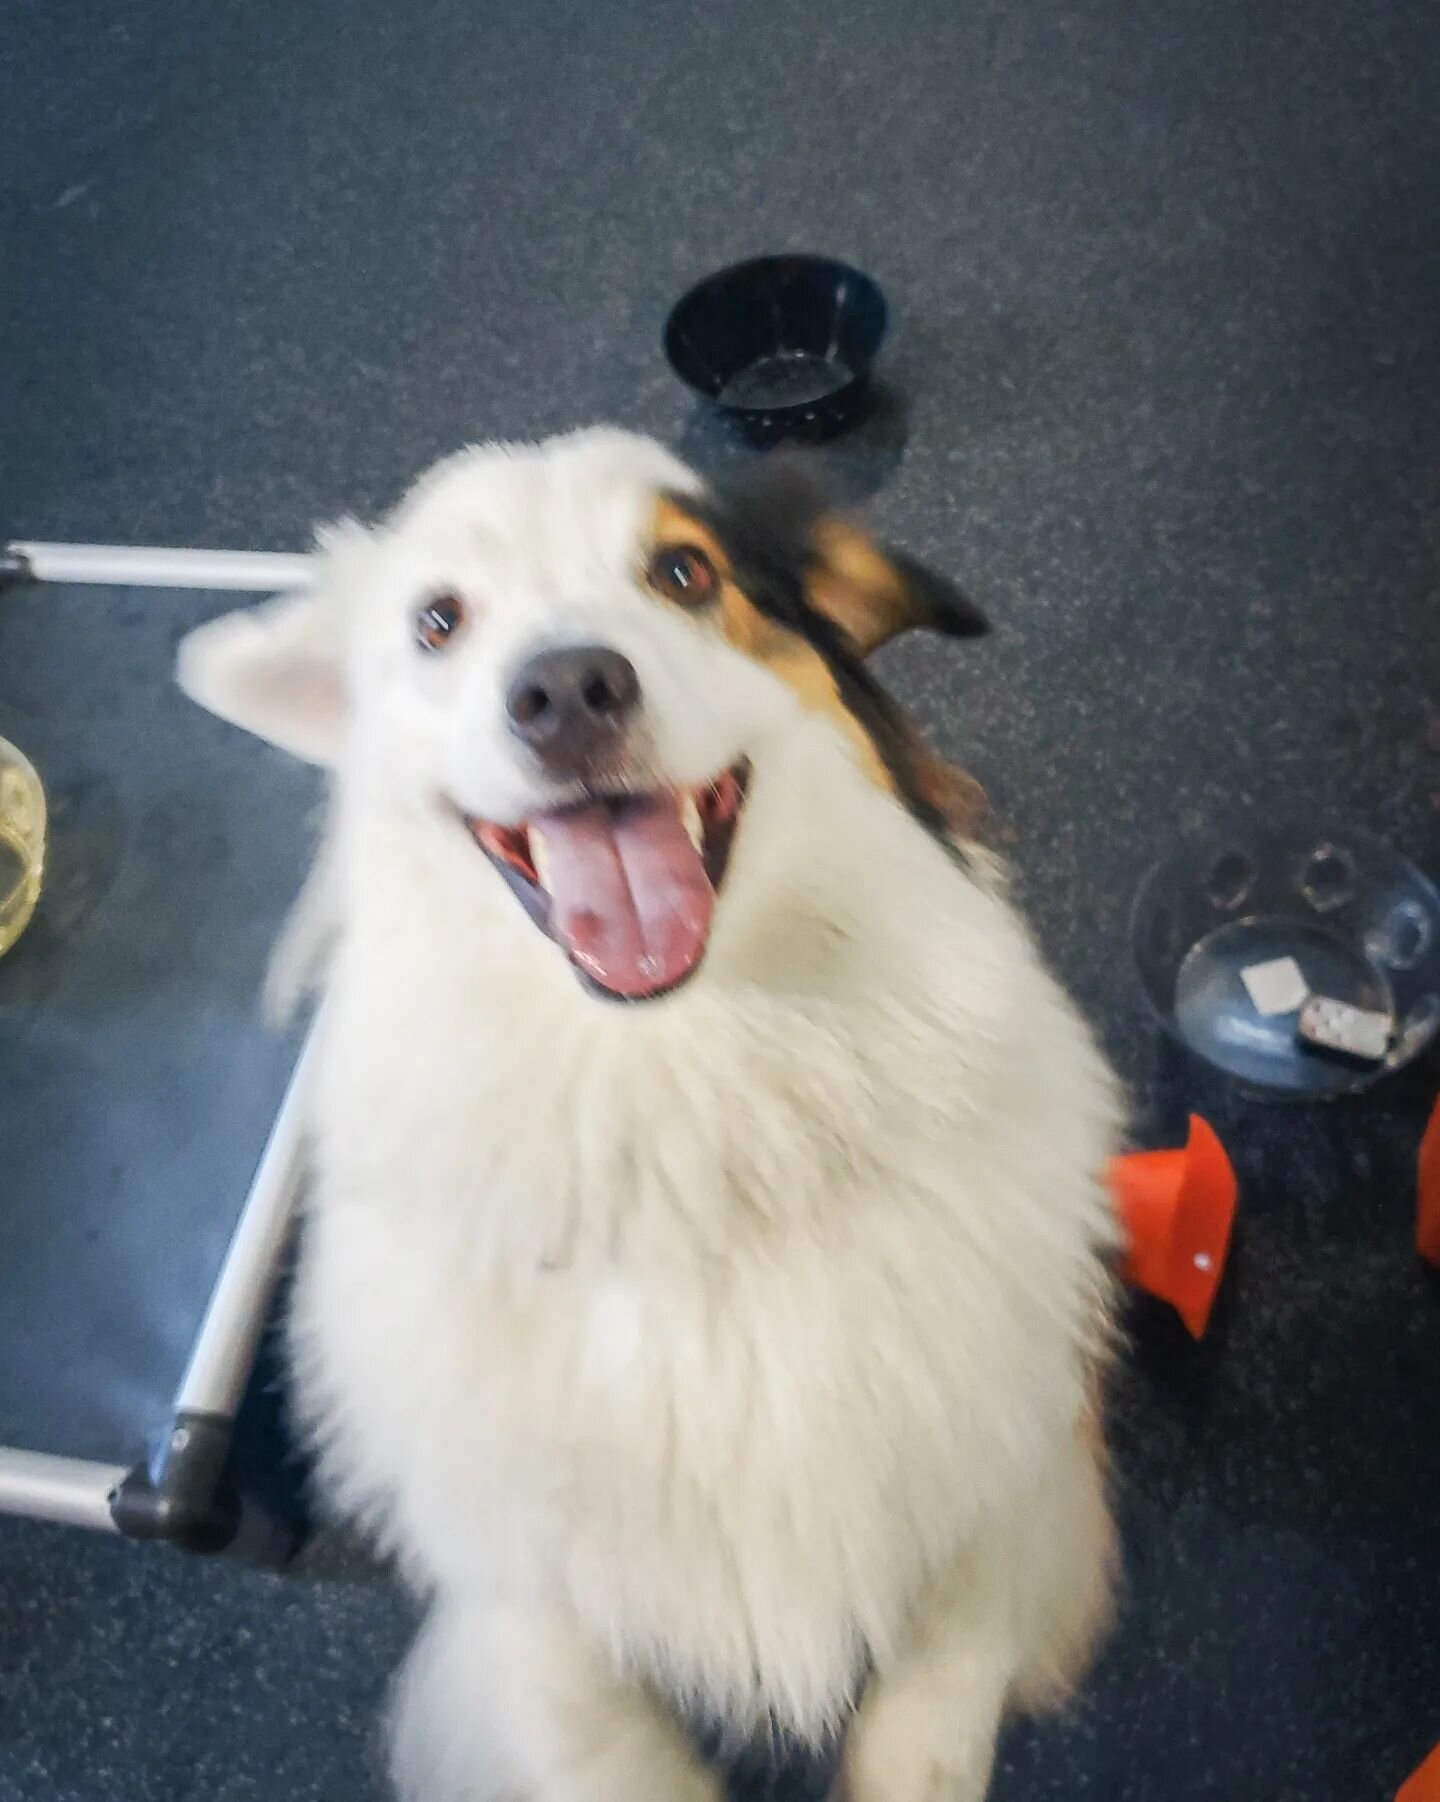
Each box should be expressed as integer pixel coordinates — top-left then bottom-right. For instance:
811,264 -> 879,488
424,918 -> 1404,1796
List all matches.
3,0 -> 1440,1798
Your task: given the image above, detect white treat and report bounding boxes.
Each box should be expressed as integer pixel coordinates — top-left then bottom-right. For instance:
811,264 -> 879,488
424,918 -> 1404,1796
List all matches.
1297,995 -> 1392,1062
1240,956 -> 1310,1017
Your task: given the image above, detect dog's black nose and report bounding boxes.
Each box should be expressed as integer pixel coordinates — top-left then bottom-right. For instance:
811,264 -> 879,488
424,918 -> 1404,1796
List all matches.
505,645 -> 641,773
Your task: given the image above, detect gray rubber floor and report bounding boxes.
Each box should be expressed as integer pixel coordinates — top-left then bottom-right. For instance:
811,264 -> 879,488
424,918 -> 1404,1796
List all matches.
3,1 -> 1440,1798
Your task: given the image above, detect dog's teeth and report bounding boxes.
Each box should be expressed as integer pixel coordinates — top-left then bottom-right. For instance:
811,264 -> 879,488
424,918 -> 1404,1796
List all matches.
681,793 -> 704,852
529,828 -> 550,889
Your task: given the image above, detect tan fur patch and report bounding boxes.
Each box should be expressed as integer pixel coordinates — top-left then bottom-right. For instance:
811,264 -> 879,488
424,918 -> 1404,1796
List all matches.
722,587 -> 897,795
650,498 -> 734,584
895,722 -> 989,839
807,517 -> 921,656
649,498 -> 896,796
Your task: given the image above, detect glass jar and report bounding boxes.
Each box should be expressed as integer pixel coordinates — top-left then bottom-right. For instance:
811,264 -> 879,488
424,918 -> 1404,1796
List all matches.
0,736 -> 46,956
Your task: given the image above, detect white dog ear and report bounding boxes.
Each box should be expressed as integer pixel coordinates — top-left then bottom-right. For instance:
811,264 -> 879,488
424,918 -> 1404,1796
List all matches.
175,520 -> 370,766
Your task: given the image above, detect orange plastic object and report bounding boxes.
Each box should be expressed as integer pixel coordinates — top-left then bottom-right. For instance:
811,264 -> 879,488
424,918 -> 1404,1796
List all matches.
1398,1741 -> 1440,1802
1418,1097 -> 1440,1269
1107,1115 -> 1238,1340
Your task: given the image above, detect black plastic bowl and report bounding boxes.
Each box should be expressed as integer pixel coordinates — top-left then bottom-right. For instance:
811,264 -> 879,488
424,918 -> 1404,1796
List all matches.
663,255 -> 888,447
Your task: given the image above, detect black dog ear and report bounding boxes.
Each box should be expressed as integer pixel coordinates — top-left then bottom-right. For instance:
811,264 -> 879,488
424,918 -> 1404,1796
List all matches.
708,455 -> 989,657
705,454 -> 832,563
887,547 -> 991,643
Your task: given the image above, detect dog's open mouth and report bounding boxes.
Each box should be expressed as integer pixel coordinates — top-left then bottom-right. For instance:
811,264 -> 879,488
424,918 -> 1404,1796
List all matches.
465,761 -> 750,1002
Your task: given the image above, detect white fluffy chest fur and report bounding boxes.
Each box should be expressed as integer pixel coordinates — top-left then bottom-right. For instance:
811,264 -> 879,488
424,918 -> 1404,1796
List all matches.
290,724 -> 1120,1742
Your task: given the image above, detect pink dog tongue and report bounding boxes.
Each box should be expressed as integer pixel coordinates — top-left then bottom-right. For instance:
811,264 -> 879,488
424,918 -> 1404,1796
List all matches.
533,795 -> 714,997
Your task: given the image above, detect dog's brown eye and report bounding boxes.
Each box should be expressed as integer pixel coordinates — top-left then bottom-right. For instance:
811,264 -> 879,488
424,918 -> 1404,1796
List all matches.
646,544 -> 717,607
415,592 -> 466,652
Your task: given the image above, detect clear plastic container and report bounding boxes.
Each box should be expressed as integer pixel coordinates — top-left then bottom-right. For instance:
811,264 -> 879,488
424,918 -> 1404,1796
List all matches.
1132,823 -> 1440,1098
0,736 -> 46,956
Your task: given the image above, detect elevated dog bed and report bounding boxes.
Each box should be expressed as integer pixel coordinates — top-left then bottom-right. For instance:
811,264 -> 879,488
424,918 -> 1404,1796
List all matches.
0,542 -> 315,1550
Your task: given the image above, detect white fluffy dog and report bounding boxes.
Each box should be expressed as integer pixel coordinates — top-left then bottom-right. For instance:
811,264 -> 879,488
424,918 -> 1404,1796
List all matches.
178,428 -> 1121,1802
